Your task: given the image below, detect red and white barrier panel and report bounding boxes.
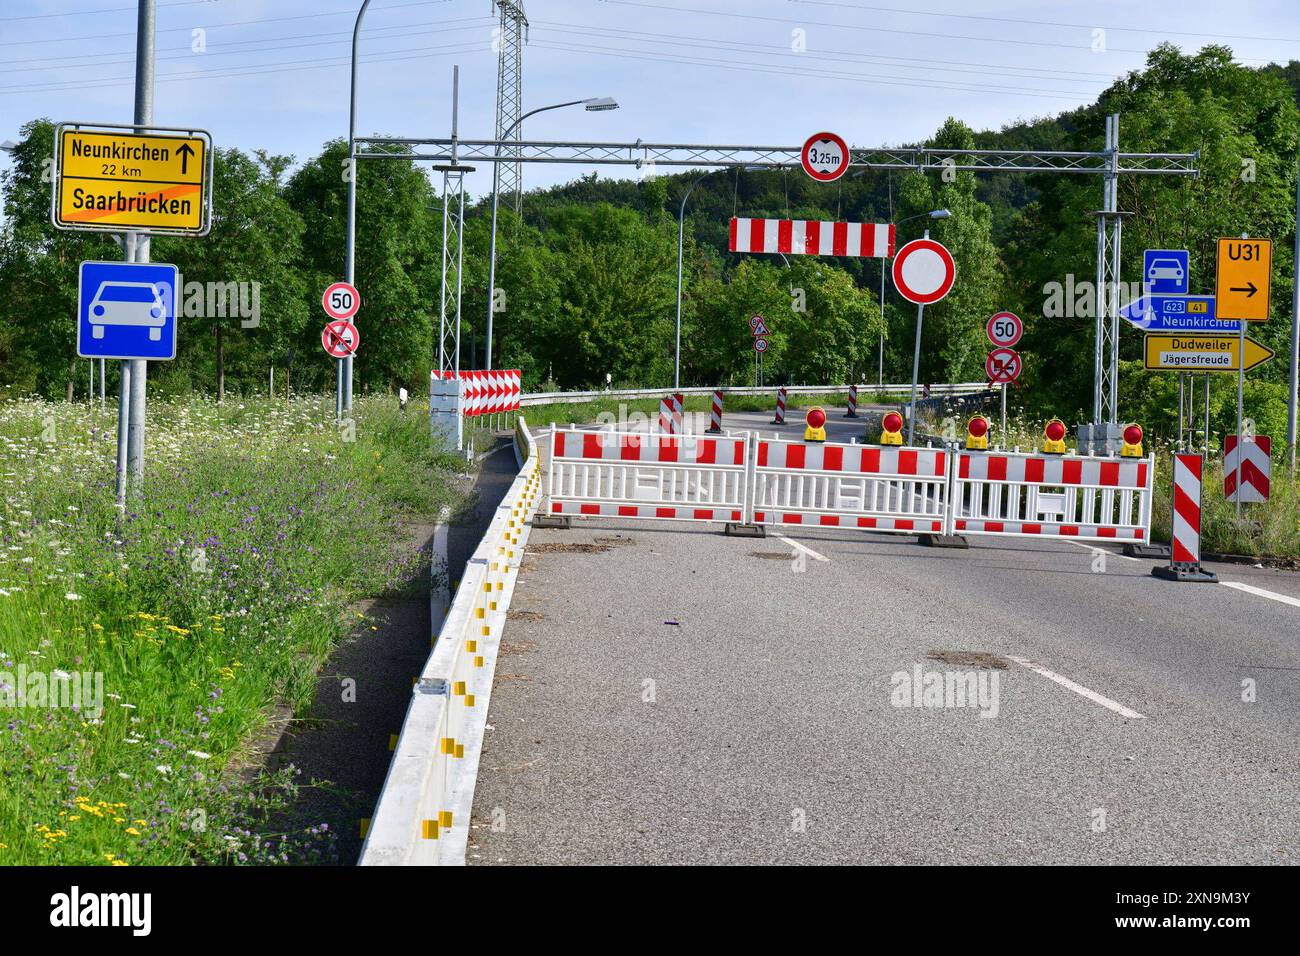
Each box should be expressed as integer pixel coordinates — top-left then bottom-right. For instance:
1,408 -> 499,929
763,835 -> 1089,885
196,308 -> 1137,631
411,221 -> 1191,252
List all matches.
707,390 -> 723,433
1224,435 -> 1271,504
730,218 -> 895,258
460,369 -> 522,417
845,385 -> 858,418
658,397 -> 675,434
772,387 -> 788,424
1171,453 -> 1204,565
951,451 -> 1154,542
547,426 -> 748,525
751,438 -> 950,532
672,392 -> 684,435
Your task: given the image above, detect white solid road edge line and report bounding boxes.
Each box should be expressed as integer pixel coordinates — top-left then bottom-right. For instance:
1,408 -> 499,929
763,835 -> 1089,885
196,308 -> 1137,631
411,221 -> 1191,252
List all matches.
1219,580 -> 1300,609
1006,655 -> 1146,720
774,534 -> 831,562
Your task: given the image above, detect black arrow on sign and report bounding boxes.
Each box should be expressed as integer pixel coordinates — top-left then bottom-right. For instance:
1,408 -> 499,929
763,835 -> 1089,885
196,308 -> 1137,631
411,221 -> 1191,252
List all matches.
1230,281 -> 1258,297
177,142 -> 195,175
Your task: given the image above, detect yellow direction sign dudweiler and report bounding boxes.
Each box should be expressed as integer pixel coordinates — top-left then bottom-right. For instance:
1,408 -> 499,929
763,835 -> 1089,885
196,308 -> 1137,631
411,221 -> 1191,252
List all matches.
53,124 -> 212,235
1214,236 -> 1272,322
1144,333 -> 1274,372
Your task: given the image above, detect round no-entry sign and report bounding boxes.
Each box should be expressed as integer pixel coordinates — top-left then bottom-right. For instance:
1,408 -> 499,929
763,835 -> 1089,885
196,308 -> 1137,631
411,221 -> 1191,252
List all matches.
986,311 -> 1023,348
892,238 -> 956,305
800,131 -> 850,183
322,319 -> 360,359
985,347 -> 1022,384
322,281 -> 360,320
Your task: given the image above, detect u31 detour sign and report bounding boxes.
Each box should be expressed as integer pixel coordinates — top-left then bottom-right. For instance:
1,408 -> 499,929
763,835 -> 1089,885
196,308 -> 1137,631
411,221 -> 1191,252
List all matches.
52,123 -> 213,236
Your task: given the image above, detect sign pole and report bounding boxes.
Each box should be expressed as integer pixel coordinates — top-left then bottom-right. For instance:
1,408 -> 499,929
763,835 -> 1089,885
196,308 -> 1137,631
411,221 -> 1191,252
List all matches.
1237,320 -> 1246,518
125,0 -> 156,499
1000,383 -> 1007,449
115,362 -> 131,511
907,300 -> 924,446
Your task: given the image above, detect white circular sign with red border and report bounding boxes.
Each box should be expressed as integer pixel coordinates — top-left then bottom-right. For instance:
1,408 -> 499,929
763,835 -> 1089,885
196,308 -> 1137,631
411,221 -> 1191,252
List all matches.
800,132 -> 850,183
754,336 -> 770,353
322,281 -> 361,321
322,319 -> 360,359
986,311 -> 1023,348
985,347 -> 1022,384
892,238 -> 956,305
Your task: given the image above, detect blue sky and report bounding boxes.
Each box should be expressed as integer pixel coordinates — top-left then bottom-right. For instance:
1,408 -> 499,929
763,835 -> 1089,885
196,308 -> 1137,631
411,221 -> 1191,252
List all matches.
3,0 -> 1300,202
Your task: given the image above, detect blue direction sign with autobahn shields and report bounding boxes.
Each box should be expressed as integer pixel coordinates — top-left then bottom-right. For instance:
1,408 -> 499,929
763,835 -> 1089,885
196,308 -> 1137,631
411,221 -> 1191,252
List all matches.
77,260 -> 179,361
1143,248 -> 1189,295
1120,293 -> 1242,333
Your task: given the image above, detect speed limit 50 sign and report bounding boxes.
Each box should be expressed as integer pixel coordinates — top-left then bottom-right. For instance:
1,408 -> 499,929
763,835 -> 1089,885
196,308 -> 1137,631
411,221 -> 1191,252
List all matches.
322,281 -> 360,321
986,311 -> 1023,348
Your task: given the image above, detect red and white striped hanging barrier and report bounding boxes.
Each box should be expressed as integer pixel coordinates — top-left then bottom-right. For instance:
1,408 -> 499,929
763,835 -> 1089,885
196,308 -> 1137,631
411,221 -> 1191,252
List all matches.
707,390 -> 723,433
729,218 -> 895,258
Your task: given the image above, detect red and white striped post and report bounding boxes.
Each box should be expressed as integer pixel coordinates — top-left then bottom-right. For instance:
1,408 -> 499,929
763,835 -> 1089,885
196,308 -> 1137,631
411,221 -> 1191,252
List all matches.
707,389 -> 723,433
672,393 -> 684,435
845,384 -> 858,418
658,397 -> 674,434
771,387 -> 788,425
1152,453 -> 1218,583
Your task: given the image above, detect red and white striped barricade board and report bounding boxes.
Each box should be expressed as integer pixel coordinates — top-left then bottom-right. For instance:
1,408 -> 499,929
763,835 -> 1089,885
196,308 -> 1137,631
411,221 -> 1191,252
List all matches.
459,369 -> 522,417
1224,435 -> 1271,504
730,218 -> 896,258
750,437 -> 950,533
951,451 -> 1154,542
546,425 -> 750,524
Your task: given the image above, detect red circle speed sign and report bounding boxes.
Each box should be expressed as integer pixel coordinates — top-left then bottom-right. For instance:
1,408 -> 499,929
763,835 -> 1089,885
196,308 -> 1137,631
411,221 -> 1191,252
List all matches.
986,311 -> 1023,348
985,347 -> 1022,384
322,281 -> 360,320
800,131 -> 850,183
322,319 -> 360,359
892,238 -> 956,305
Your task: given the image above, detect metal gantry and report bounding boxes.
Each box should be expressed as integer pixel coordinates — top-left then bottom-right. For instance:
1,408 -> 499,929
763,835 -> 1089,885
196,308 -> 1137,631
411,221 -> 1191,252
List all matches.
438,167 -> 468,376
493,1 -> 528,215
353,125 -> 1198,428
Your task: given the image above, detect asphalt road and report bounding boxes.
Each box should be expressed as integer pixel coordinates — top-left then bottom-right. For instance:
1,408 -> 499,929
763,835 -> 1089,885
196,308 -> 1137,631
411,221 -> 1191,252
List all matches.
469,410 -> 1300,865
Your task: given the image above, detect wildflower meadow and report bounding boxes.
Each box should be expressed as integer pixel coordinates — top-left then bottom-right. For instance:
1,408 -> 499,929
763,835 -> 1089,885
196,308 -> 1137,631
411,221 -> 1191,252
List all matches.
0,393 -> 460,865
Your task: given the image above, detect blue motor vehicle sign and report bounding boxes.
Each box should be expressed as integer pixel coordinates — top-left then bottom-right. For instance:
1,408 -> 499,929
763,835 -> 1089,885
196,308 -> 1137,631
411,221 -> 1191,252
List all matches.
77,260 -> 179,360
1142,249 -> 1189,295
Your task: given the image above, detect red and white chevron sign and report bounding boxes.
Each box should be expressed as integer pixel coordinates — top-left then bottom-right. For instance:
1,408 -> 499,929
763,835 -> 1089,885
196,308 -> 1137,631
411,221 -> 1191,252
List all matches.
459,369 -> 521,417
1171,453 -> 1206,565
1224,434 -> 1271,503
729,218 -> 895,258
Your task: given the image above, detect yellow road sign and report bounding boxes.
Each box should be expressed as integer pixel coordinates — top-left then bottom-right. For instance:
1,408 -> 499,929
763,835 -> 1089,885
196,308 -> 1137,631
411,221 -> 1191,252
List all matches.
53,124 -> 211,235
1143,333 -> 1274,372
1214,236 -> 1272,322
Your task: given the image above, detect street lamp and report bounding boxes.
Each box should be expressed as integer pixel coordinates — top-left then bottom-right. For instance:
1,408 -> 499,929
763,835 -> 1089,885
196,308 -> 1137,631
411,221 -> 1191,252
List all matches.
485,96 -> 619,368
0,140 -> 16,152
897,209 -> 953,444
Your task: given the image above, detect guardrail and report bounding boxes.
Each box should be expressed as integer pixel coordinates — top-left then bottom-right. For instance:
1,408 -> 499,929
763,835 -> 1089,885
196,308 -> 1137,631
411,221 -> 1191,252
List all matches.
519,382 -> 991,407
359,417 -> 542,866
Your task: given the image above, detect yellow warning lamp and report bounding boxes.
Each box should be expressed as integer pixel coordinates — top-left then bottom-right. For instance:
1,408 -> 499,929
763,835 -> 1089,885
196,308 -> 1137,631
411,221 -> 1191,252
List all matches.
1120,423 -> 1144,458
966,415 -> 990,451
1041,418 -> 1068,455
880,410 -> 904,446
804,406 -> 828,443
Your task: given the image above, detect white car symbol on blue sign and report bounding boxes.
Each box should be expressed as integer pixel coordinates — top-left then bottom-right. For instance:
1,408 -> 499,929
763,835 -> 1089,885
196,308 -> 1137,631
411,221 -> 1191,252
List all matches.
77,260 -> 179,361
1143,248 -> 1189,295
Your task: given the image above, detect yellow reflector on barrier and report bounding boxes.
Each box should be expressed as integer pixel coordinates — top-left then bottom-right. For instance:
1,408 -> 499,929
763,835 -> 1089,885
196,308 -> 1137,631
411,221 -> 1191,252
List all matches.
360,818 -> 371,838
465,694 -> 476,707
388,733 -> 398,751
422,819 -> 439,839
441,737 -> 455,754
466,640 -> 477,652
474,655 -> 484,667
440,810 -> 453,828
453,680 -> 466,696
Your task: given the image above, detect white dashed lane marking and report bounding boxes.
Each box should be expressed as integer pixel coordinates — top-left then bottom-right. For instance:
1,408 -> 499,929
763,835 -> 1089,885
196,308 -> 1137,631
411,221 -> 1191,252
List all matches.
1219,580 -> 1300,609
1006,655 -> 1146,719
774,535 -> 831,562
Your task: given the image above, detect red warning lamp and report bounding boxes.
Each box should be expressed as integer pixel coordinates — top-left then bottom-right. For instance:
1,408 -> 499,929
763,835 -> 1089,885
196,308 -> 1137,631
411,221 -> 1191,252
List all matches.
804,406 -> 828,443
880,411 -> 904,446
1042,418 -> 1068,455
966,415 -> 990,451
1121,423 -> 1144,458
